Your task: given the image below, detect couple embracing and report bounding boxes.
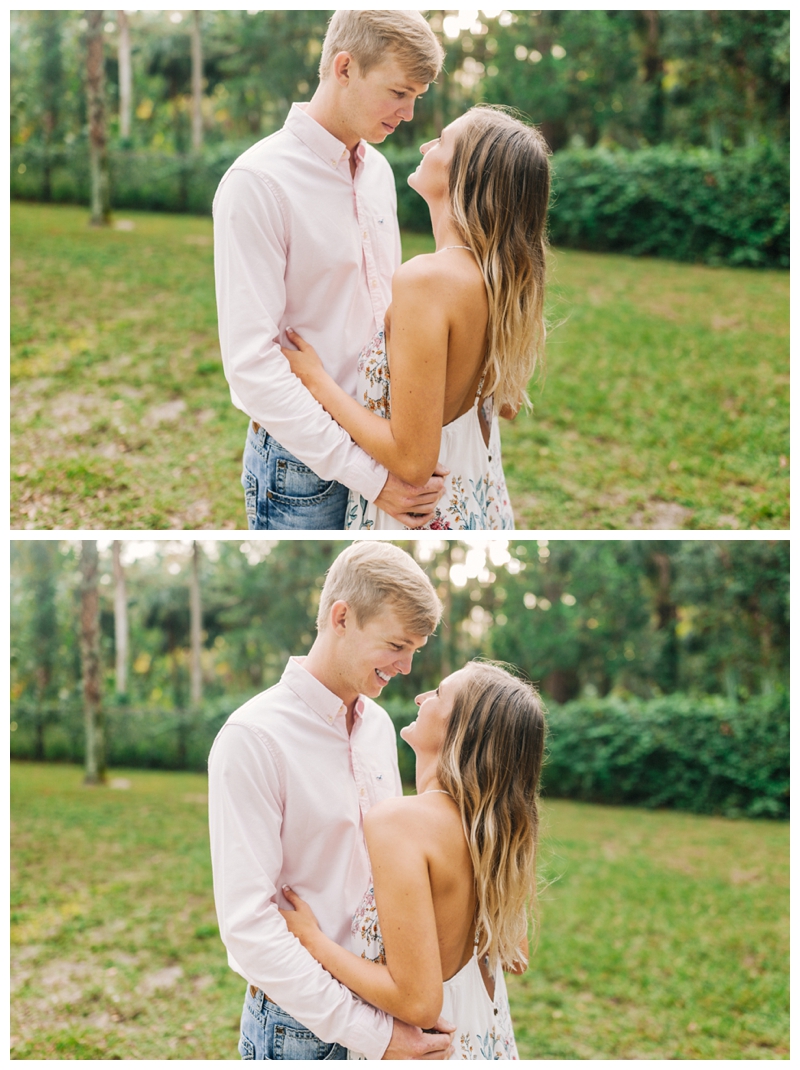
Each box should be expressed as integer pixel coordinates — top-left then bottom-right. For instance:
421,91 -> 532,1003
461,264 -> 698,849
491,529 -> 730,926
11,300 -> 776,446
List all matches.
208,542 -> 546,1059
214,10 -> 551,532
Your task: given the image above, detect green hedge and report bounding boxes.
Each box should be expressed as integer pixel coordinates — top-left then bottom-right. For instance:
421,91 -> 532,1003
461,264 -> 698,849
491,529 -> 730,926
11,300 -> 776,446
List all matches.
10,140 -> 251,217
12,692 -> 788,819
9,696 -> 254,773
542,692 -> 789,819
548,143 -> 789,268
11,140 -> 788,268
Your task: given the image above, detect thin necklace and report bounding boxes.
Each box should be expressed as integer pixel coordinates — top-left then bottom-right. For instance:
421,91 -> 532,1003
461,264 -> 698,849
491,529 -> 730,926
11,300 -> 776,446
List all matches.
439,244 -> 472,252
423,788 -> 452,796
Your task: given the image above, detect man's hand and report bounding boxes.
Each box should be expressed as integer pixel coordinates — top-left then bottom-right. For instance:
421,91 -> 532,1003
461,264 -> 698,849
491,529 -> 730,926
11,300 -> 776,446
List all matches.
382,1016 -> 456,1060
374,465 -> 448,529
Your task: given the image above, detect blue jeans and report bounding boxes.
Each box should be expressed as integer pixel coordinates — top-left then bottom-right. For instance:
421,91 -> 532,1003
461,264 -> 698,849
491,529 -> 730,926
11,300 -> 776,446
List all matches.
241,424 -> 349,530
238,986 -> 348,1060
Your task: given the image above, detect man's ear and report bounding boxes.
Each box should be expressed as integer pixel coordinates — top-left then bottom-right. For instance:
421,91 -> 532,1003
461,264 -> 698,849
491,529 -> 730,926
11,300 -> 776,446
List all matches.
332,51 -> 356,88
329,599 -> 349,636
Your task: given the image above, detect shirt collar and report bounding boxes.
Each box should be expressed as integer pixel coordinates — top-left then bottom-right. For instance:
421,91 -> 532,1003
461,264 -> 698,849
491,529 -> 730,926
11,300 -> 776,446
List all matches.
285,102 -> 365,172
283,656 -> 365,726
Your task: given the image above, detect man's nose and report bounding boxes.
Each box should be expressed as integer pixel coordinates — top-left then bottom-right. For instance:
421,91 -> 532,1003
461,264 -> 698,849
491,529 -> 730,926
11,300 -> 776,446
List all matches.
397,98 -> 415,122
396,651 -> 414,675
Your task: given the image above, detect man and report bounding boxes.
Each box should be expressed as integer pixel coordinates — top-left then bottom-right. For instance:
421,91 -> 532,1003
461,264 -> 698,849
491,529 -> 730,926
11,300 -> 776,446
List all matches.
208,542 -> 456,1059
213,12 -> 447,530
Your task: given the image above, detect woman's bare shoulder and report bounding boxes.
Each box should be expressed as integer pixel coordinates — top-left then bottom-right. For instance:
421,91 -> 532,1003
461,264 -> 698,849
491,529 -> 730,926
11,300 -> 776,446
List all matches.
363,797 -> 424,858
392,252 -> 448,293
365,791 -> 458,834
394,250 -> 484,305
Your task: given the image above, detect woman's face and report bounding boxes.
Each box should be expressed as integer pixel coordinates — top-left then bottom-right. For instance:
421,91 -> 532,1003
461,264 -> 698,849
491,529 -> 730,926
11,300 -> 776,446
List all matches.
400,665 -> 472,755
407,113 -> 470,201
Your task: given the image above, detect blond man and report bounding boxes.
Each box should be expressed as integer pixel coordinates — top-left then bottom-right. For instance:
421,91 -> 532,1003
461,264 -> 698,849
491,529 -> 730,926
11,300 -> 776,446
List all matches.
208,542 -> 455,1059
214,12 -> 446,530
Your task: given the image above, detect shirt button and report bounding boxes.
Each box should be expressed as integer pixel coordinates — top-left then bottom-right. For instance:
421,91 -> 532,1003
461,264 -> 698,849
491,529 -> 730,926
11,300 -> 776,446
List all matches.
371,279 -> 377,288
363,231 -> 368,239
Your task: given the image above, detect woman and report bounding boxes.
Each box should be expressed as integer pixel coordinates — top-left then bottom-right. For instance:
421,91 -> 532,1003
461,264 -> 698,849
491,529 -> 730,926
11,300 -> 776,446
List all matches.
282,105 -> 551,529
279,660 -> 546,1060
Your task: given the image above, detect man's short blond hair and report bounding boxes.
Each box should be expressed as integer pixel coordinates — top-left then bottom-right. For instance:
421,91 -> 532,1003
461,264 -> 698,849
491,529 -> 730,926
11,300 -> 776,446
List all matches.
317,541 -> 442,637
319,10 -> 444,86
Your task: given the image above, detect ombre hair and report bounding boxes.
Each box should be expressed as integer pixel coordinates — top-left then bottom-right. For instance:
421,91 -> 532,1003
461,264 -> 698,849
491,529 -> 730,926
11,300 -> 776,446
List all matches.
448,105 -> 551,414
317,541 -> 441,637
437,661 -> 546,971
319,10 -> 444,85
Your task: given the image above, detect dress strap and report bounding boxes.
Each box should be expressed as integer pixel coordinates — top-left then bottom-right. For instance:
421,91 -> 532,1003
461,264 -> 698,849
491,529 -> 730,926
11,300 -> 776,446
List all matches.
474,364 -> 488,407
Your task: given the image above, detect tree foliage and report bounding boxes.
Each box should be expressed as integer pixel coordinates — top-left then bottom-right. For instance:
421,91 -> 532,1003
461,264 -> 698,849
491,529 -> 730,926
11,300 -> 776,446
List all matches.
10,539 -> 788,713
10,10 -> 788,157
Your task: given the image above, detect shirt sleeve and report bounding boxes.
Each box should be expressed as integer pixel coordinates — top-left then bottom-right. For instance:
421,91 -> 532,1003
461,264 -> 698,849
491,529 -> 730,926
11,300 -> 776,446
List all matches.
213,166 -> 389,502
208,723 -> 393,1059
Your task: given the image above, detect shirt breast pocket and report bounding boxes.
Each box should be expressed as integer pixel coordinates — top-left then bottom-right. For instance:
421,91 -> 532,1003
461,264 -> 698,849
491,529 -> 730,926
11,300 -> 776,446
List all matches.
368,207 -> 398,279
368,764 -> 397,804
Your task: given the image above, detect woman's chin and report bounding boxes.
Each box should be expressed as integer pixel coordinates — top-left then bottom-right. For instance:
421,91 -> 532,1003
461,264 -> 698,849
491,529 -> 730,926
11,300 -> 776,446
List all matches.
399,723 -> 416,746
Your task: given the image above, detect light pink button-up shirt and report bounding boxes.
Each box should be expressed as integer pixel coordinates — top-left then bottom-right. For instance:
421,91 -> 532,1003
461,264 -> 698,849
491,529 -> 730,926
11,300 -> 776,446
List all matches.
208,656 -> 402,1058
213,103 -> 401,502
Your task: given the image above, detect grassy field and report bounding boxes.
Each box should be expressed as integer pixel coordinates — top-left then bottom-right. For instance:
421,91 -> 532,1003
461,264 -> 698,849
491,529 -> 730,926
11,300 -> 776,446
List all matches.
11,203 -> 789,529
11,762 -> 788,1059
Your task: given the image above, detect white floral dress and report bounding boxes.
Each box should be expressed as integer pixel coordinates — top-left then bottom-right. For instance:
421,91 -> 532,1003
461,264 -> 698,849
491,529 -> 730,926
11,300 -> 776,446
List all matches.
348,885 -> 519,1061
344,329 -> 515,531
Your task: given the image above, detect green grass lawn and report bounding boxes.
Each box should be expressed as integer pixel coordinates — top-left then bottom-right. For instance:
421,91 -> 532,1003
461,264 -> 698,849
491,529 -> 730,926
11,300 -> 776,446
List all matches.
11,762 -> 788,1059
11,203 -> 789,529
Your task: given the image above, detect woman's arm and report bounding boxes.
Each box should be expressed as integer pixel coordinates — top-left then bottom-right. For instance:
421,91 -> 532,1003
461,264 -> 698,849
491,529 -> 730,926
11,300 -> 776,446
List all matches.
279,801 -> 444,1029
282,259 -> 450,487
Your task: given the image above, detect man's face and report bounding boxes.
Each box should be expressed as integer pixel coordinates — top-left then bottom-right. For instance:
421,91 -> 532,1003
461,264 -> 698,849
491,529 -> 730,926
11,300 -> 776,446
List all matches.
337,602 -> 428,702
340,52 -> 429,144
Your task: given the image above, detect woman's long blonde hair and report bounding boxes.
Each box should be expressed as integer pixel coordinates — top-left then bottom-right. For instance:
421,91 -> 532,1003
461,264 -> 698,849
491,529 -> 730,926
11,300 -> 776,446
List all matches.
437,661 -> 546,972
448,105 -> 551,414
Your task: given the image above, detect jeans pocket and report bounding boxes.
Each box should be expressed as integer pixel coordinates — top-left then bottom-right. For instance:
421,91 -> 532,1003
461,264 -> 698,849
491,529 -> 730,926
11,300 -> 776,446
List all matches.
238,1035 -> 255,1060
271,456 -> 339,504
321,1041 -> 348,1060
241,468 -> 257,528
273,1023 -> 344,1060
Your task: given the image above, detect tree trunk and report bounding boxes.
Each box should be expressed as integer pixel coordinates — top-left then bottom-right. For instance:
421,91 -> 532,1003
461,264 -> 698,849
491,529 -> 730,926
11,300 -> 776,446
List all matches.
190,541 -> 203,707
190,11 -> 203,151
80,540 -> 105,784
651,549 -> 679,692
86,10 -> 111,225
39,12 -> 64,202
439,544 -> 453,681
117,10 -> 132,140
641,11 -> 665,144
112,540 -> 128,697
30,541 -> 57,758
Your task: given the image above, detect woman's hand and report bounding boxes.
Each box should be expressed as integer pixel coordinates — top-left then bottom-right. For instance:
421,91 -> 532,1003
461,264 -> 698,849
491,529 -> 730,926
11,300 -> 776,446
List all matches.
281,327 -> 326,390
278,885 -> 322,951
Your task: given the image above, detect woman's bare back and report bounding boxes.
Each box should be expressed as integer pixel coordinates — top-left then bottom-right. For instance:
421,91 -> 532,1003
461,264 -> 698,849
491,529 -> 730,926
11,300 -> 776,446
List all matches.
384,250 -> 489,429
404,791 -> 478,982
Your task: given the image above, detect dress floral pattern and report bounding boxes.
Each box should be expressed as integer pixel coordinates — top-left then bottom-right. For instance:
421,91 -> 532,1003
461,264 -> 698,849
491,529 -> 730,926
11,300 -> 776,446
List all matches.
344,329 -> 515,531
348,885 -> 519,1061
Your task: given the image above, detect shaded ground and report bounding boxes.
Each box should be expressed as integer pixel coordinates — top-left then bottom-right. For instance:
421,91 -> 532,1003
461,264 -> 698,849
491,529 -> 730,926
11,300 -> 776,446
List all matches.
11,204 -> 789,529
11,763 -> 788,1059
